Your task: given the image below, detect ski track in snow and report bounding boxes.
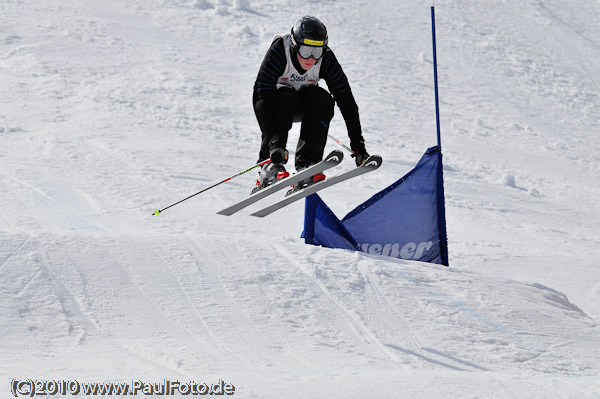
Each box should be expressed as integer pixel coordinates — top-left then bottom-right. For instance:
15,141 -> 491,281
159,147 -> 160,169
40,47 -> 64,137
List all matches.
1,0 -> 600,397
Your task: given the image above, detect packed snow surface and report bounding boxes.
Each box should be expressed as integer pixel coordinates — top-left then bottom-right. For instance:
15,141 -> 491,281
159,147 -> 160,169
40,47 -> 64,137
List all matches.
1,0 -> 599,397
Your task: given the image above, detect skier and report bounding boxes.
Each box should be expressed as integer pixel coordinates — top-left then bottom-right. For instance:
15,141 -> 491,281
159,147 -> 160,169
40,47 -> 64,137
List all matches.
253,15 -> 369,191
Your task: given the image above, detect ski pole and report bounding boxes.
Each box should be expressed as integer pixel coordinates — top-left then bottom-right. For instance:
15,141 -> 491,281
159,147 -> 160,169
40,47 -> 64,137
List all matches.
327,132 -> 369,166
327,133 -> 353,153
153,158 -> 271,216
320,120 -> 353,153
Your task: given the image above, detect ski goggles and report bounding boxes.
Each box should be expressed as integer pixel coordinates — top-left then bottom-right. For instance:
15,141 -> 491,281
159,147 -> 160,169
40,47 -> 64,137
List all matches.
297,44 -> 324,60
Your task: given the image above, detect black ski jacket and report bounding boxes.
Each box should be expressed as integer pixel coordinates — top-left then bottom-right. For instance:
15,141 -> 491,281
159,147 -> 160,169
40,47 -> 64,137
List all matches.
253,36 -> 365,152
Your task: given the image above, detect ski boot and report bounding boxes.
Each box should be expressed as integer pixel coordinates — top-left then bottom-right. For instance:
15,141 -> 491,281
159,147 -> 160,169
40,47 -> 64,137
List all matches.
251,163 -> 290,194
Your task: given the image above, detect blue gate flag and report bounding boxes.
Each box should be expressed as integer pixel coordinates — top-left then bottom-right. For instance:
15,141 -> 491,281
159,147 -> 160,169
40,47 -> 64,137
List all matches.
302,146 -> 449,266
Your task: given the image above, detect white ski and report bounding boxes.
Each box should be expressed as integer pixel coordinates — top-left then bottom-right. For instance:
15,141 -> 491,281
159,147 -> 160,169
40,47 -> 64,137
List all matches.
217,150 -> 344,216
250,155 -> 383,218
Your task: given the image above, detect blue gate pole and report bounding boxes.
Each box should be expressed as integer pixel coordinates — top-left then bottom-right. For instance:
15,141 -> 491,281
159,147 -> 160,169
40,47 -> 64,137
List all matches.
431,6 -> 442,148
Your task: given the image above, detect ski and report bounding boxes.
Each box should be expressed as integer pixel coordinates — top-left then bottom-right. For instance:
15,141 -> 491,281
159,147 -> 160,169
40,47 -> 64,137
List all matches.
216,150 -> 344,216
250,155 -> 383,218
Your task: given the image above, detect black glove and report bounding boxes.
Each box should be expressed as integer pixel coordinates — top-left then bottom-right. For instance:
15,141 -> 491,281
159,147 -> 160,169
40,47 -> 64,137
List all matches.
269,147 -> 289,164
352,150 -> 369,166
350,140 -> 369,166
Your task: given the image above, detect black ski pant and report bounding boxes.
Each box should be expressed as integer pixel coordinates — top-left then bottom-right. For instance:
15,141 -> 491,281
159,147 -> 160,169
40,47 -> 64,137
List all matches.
254,85 -> 335,171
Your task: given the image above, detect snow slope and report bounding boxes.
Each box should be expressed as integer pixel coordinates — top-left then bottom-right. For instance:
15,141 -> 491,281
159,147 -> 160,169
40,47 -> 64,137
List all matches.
1,0 -> 599,397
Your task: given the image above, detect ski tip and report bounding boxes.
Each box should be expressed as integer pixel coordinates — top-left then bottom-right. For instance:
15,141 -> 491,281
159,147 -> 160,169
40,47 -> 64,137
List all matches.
327,149 -> 344,161
364,155 -> 383,167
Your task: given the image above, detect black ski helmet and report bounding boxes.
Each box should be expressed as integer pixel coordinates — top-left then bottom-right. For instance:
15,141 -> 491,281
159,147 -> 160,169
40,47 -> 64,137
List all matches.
291,16 -> 328,48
